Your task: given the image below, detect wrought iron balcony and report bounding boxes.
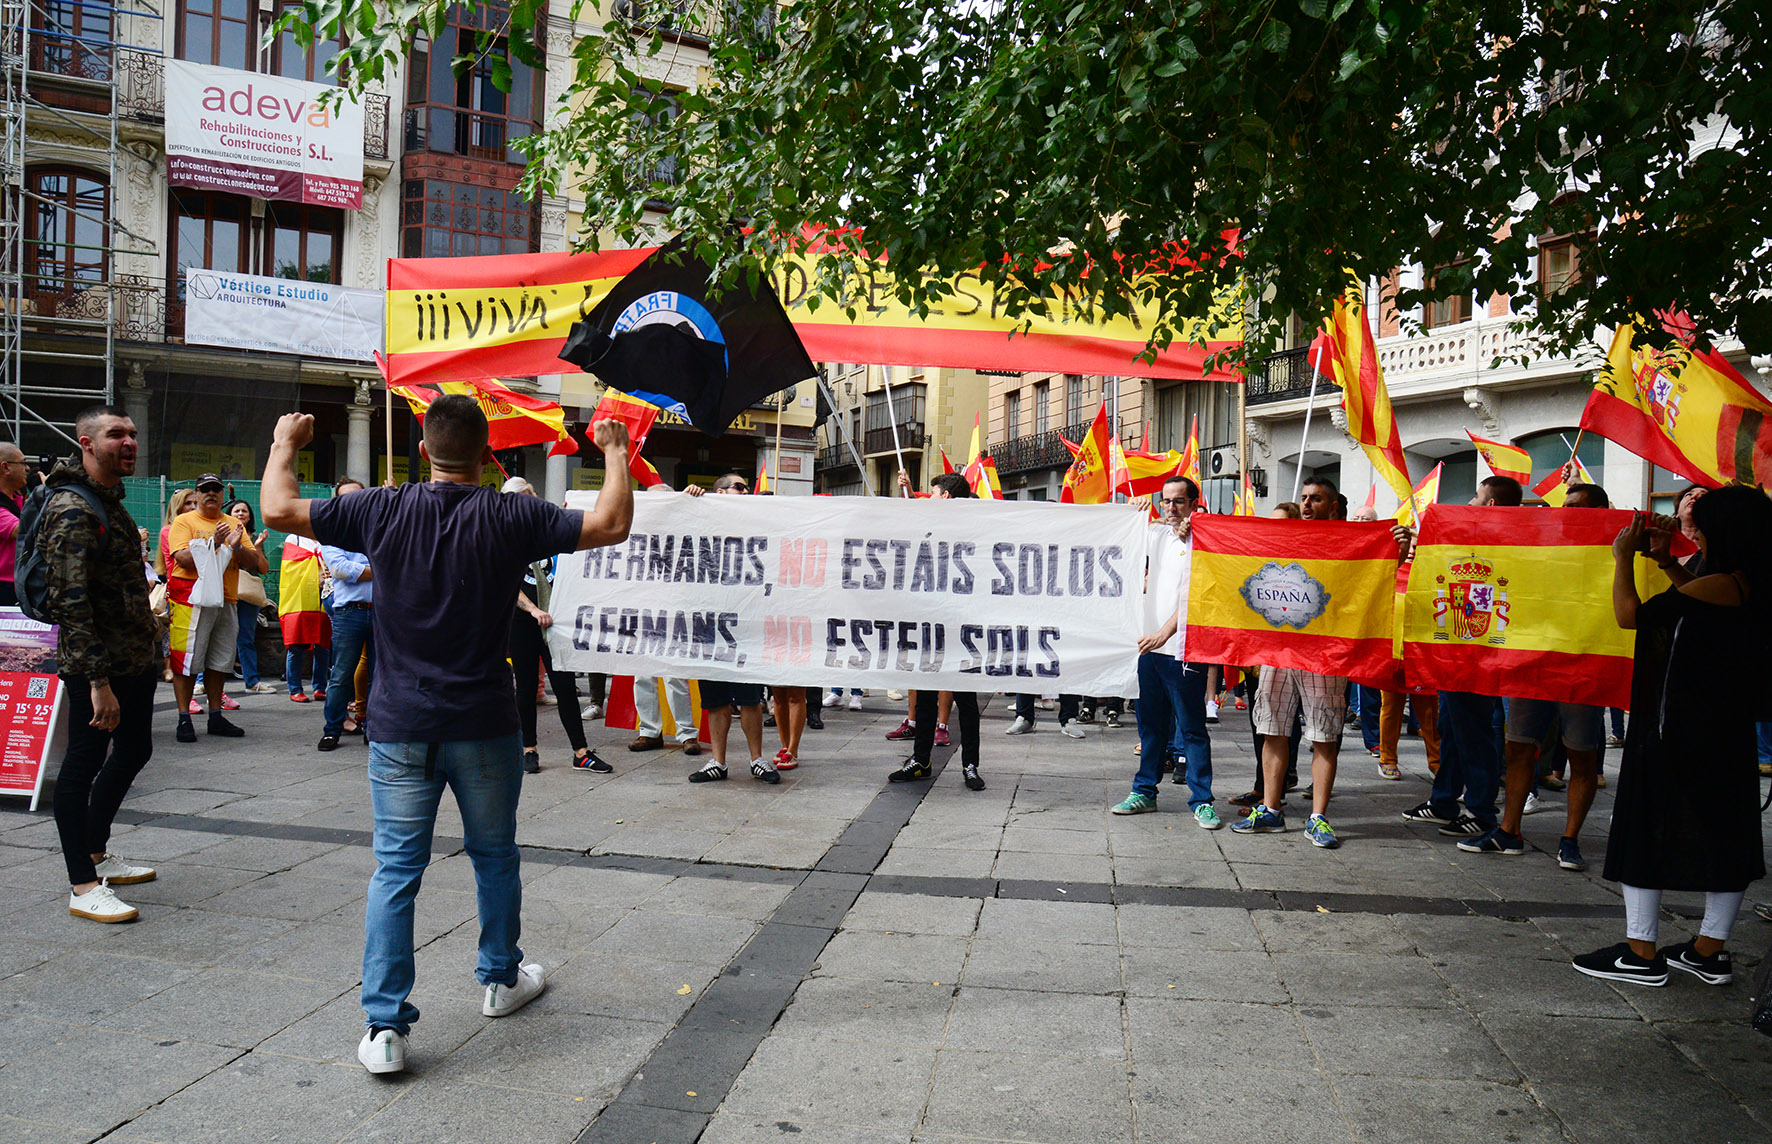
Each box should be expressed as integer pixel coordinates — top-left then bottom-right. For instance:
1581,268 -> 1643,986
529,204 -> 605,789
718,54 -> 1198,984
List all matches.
817,444 -> 857,474
1246,346 -> 1338,405
993,420 -> 1097,476
862,421 -> 924,456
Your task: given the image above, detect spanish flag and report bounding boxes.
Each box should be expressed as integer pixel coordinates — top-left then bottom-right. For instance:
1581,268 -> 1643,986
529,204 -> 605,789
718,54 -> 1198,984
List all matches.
1395,463 -> 1443,527
1401,505 -> 1673,709
1062,435 -> 1185,497
277,535 -> 330,647
1466,430 -> 1532,483
960,414 -> 1005,499
1179,414 -> 1201,485
1531,456 -> 1593,507
1311,283 -> 1412,503
393,378 -> 578,456
1061,402 -> 1116,504
1584,320 -> 1772,489
1185,515 -> 1401,687
590,388 -> 665,488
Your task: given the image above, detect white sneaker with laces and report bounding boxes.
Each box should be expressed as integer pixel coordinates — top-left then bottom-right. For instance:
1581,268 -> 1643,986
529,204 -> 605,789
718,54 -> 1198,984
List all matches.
1523,792 -> 1542,815
823,691 -> 843,708
1206,699 -> 1220,719
483,962 -> 547,1017
1059,721 -> 1086,739
246,682 -> 280,693
585,702 -> 603,720
1004,716 -> 1033,735
91,854 -> 156,885
69,880 -> 139,923
887,689 -> 906,701
848,694 -> 863,711
358,1028 -> 407,1074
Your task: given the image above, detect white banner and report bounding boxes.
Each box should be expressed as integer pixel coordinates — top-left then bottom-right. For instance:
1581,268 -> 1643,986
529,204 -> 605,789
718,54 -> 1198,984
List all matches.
546,492 -> 1147,695
184,270 -> 382,361
165,60 -> 364,208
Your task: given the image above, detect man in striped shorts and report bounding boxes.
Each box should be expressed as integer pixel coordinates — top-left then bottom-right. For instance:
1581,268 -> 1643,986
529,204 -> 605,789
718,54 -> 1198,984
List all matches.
1232,476 -> 1348,849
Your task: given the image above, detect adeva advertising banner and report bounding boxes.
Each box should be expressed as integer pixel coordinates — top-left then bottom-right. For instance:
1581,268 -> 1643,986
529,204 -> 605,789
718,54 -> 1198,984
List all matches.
165,60 -> 364,208
546,492 -> 1148,696
184,269 -> 382,361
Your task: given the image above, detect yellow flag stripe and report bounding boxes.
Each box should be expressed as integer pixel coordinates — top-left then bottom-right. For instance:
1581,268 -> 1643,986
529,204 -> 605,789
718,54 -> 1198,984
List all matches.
1189,553 -> 1396,641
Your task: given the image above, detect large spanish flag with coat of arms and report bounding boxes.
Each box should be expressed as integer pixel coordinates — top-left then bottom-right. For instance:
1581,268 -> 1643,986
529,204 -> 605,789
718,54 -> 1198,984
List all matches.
1401,506 -> 1673,709
1185,516 -> 1400,688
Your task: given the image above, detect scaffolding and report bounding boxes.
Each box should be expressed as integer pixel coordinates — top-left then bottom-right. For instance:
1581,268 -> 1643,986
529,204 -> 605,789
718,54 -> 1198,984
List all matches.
1,0 -> 159,454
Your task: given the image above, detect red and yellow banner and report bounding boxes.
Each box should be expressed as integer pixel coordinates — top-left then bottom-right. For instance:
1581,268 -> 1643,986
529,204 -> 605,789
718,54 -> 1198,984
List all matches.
1186,516 -> 1401,687
1311,288 -> 1412,503
392,378 -> 577,456
1401,505 -> 1671,708
384,249 -> 1244,389
1061,403 -> 1117,504
277,536 -> 329,646
1466,430 -> 1532,483
1584,320 -> 1772,489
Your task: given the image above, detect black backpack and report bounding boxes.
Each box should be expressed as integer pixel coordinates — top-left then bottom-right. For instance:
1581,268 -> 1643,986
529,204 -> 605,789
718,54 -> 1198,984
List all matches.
15,482 -> 108,624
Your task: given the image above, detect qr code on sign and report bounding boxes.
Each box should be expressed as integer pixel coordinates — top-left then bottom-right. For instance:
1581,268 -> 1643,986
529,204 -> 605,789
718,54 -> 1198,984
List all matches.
26,678 -> 48,699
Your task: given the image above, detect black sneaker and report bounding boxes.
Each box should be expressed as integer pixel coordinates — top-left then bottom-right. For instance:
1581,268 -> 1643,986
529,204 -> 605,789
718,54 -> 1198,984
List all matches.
318,733 -> 341,752
1437,813 -> 1486,837
1572,942 -> 1668,986
888,759 -> 931,783
1104,711 -> 1121,729
962,763 -> 985,791
749,759 -> 781,784
574,749 -> 614,773
1456,828 -> 1525,854
522,750 -> 540,774
207,713 -> 245,738
1664,939 -> 1733,985
806,712 -> 824,730
1401,801 -> 1457,825
176,717 -> 197,744
688,762 -> 729,783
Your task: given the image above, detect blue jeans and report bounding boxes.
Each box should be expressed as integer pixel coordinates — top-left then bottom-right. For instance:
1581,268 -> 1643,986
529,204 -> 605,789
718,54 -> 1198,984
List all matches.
1431,691 -> 1502,830
1757,722 -> 1772,768
287,644 -> 331,695
1358,684 -> 1382,751
235,601 -> 261,687
323,606 -> 372,735
362,735 -> 525,1034
1133,654 -> 1213,807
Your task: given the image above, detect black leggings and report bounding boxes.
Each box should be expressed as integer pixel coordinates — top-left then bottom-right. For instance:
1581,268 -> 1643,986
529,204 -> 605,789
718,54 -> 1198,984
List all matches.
55,670 -> 158,884
915,690 -> 979,766
509,612 -> 587,752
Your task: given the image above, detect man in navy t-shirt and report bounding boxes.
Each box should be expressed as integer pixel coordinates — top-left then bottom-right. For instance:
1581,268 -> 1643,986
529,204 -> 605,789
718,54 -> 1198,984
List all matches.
261,396 -> 632,1076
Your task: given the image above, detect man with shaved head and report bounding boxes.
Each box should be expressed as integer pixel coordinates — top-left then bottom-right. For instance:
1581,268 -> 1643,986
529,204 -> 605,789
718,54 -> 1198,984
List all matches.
0,441 -> 29,605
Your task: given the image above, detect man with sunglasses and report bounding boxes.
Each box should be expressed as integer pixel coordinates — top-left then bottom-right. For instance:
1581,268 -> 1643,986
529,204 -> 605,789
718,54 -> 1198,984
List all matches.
1111,474 -> 1219,828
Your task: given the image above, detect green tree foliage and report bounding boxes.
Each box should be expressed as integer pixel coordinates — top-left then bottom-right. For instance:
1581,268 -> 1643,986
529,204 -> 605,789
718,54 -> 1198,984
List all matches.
288,0 -> 1771,359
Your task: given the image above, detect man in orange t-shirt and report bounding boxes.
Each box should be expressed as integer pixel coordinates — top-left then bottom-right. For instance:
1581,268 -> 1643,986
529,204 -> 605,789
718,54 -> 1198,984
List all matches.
166,473 -> 266,742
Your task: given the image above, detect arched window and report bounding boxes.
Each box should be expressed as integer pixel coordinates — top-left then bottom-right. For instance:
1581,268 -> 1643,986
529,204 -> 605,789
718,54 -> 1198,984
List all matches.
1516,428 -> 1604,501
24,167 -> 107,304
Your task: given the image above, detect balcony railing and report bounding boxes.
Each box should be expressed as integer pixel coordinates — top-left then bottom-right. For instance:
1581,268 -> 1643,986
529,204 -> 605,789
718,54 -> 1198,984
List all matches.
116,49 -> 389,162
817,444 -> 857,474
1246,346 -> 1339,405
862,421 -> 924,456
994,420 -> 1100,476
17,275 -> 171,343
28,31 -> 112,82
609,0 -> 710,46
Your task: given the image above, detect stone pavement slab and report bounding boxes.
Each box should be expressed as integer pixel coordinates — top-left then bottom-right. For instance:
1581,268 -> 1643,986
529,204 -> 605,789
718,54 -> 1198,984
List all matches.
0,684 -> 1767,1144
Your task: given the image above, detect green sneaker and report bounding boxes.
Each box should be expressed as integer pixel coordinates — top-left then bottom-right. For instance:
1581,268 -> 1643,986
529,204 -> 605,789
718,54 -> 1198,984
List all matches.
1111,792 -> 1156,815
1194,805 -> 1223,830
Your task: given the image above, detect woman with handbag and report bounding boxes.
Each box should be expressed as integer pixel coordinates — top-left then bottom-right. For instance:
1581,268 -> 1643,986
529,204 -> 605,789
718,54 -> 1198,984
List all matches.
224,500 -> 276,694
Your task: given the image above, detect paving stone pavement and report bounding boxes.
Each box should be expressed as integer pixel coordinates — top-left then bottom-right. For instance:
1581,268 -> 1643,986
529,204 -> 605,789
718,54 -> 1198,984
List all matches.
2,687 -> 1770,1143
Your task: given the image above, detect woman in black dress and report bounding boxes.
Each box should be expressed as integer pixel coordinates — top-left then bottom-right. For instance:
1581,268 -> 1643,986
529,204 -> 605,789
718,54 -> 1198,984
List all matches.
1573,487 -> 1772,987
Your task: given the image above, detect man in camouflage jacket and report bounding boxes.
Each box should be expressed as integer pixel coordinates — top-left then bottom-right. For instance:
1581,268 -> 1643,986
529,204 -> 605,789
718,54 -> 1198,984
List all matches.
42,406 -> 161,923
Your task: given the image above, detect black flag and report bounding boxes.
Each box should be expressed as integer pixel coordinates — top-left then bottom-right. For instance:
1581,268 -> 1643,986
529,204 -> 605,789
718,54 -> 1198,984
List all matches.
558,236 -> 816,437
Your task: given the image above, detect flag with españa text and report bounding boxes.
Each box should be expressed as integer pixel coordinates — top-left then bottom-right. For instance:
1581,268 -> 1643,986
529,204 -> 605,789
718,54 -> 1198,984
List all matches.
1401,505 -> 1672,708
1185,516 -> 1401,687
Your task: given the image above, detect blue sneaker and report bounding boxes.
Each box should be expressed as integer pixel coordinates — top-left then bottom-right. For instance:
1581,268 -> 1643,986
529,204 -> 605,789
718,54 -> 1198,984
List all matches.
1231,806 -> 1286,834
1305,813 -> 1340,849
1557,837 -> 1587,871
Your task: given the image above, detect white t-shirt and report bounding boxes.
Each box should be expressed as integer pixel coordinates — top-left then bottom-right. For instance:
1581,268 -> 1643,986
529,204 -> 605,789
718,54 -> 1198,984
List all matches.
1142,521 -> 1191,660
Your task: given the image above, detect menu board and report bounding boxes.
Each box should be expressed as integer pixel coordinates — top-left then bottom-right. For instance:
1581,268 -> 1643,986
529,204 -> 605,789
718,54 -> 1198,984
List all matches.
0,610 -> 65,811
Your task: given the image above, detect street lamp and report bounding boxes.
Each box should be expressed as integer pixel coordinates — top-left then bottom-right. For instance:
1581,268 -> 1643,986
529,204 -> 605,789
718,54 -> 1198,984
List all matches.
1248,464 -> 1267,497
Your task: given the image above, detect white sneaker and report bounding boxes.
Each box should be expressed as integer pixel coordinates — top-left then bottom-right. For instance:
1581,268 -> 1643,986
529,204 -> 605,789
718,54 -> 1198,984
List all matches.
358,1028 -> 407,1074
69,881 -> 139,923
1206,699 -> 1220,719
848,694 -> 863,711
483,961 -> 547,1017
1523,792 -> 1542,815
822,691 -> 843,708
537,693 -> 558,707
1059,721 -> 1086,739
1004,716 -> 1034,735
887,690 -> 906,701
246,682 -> 280,693
585,702 -> 603,720
91,854 -> 156,885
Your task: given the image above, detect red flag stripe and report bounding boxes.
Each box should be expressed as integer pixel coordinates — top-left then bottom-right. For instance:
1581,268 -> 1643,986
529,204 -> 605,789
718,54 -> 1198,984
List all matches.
1404,645 -> 1634,710
1423,505 -> 1695,554
1187,628 -> 1396,689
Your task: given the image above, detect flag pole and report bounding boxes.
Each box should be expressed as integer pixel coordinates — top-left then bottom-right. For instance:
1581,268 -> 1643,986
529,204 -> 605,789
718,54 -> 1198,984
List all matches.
881,367 -> 910,497
815,370 -> 874,496
772,384 -> 787,491
1292,338 -> 1329,503
384,384 -> 395,486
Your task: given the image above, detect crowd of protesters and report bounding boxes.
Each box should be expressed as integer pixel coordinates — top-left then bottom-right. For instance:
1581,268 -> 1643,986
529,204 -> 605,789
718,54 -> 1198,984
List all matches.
28,403 -> 1771,1075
